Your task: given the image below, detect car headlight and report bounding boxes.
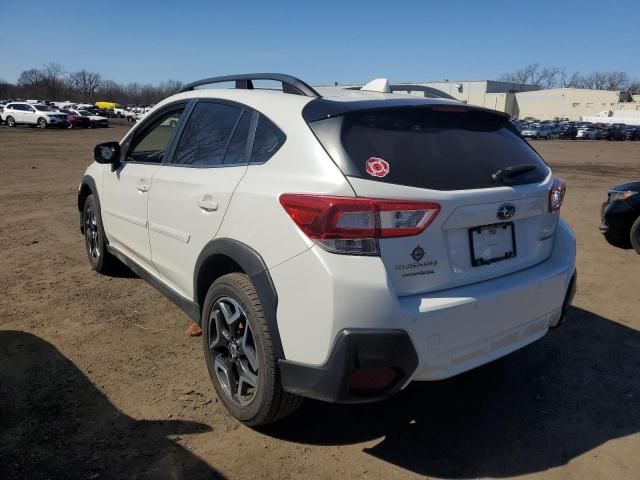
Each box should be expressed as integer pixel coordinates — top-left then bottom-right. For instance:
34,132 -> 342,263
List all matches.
609,190 -> 638,201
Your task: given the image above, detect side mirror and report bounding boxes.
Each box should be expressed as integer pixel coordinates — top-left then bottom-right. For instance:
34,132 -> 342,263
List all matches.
94,142 -> 121,166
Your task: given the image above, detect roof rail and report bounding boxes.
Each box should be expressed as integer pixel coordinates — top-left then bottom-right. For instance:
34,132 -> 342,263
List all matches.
178,73 -> 321,98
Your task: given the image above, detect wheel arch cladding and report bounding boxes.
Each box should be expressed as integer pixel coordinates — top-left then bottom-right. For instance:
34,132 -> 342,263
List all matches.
194,238 -> 284,359
78,176 -> 101,234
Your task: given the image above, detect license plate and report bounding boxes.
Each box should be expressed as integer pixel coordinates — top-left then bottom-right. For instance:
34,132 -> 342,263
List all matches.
469,222 -> 516,267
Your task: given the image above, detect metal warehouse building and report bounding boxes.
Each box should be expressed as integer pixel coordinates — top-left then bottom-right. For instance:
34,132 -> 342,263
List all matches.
394,80 -> 536,116
371,80 -> 639,121
514,88 -> 635,121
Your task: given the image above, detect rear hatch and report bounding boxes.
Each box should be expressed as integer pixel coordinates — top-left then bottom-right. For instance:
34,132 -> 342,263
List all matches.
309,104 -> 557,296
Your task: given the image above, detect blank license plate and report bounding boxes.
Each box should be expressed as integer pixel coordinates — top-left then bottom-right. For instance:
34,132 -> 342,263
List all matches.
469,222 -> 516,267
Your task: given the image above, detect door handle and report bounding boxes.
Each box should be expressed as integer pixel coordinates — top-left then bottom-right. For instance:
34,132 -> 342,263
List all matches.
197,197 -> 218,212
136,181 -> 149,192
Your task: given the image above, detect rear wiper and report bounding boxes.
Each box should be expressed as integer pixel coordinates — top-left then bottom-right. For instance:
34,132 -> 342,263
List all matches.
492,164 -> 537,184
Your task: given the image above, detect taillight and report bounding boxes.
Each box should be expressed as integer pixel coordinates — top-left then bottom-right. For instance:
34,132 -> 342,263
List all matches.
549,178 -> 566,213
279,194 -> 440,255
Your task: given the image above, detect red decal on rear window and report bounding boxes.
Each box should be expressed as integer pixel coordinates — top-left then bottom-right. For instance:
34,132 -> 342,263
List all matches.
366,157 -> 389,178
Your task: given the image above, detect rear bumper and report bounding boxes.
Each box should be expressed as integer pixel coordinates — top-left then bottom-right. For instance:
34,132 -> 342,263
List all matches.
406,219 -> 575,381
273,219 -> 576,402
280,329 -> 418,403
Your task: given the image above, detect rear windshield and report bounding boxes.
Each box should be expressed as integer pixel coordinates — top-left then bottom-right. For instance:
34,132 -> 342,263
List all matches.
313,107 -> 549,191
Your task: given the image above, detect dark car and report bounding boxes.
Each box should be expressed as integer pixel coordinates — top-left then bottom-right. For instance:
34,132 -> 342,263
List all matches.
60,109 -> 91,129
557,125 -> 577,139
622,127 -> 639,141
600,181 -> 640,253
602,126 -> 626,141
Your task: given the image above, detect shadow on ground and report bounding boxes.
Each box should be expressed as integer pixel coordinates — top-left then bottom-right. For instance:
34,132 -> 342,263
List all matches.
0,331 -> 223,480
265,307 -> 640,478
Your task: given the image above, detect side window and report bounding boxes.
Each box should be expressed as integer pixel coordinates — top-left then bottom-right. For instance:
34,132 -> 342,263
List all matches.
223,111 -> 251,165
127,109 -> 184,163
172,102 -> 242,166
250,114 -> 286,164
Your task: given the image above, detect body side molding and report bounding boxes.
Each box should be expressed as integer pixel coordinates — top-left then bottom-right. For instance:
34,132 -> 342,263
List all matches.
107,245 -> 201,322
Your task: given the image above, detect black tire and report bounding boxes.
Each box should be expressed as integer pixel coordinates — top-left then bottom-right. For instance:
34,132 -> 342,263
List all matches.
82,194 -> 118,273
6,116 -> 16,127
202,273 -> 302,426
37,117 -> 47,129
630,216 -> 640,254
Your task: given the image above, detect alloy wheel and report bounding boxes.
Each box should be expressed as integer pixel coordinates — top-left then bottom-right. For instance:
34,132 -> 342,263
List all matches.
84,205 -> 100,263
208,296 -> 259,406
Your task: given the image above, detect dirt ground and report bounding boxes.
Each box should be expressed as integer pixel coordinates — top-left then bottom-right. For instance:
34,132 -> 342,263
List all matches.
1,122 -> 639,480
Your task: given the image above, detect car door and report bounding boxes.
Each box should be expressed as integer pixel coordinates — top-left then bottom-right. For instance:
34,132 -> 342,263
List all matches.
101,105 -> 186,267
147,100 -> 252,298
22,104 -> 37,124
11,104 -> 26,123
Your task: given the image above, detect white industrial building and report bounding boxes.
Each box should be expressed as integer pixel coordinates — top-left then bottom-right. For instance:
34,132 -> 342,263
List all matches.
348,79 -> 639,122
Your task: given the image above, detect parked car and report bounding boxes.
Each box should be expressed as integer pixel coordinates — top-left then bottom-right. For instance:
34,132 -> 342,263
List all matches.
70,109 -> 109,128
605,126 -> 626,141
2,102 -> 69,128
60,109 -> 91,129
557,125 -> 577,139
622,127 -> 639,141
521,124 -> 552,139
600,182 -> 640,252
78,73 -> 576,426
576,126 -> 597,139
595,127 -> 609,140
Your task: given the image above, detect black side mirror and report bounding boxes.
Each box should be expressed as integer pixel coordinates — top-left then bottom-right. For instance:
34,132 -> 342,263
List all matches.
94,142 -> 121,166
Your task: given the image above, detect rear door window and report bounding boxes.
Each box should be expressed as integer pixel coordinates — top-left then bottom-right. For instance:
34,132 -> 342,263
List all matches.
172,102 -> 242,167
223,111 -> 252,165
317,107 -> 549,191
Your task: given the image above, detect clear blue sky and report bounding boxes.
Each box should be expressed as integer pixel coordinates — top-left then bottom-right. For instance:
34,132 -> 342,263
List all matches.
1,0 -> 638,86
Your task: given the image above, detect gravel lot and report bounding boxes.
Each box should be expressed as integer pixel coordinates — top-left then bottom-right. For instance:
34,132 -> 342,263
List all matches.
1,122 -> 639,480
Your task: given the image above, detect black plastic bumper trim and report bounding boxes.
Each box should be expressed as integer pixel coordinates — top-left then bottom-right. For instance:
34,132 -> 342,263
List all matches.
279,329 -> 418,404
553,270 -> 577,328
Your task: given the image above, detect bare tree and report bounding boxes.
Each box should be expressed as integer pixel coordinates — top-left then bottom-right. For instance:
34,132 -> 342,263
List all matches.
627,80 -> 640,95
582,71 -> 608,90
603,71 -> 629,91
500,63 -> 543,86
68,70 -> 102,101
17,68 -> 45,97
40,63 -> 66,99
559,69 -> 583,88
539,67 -> 561,88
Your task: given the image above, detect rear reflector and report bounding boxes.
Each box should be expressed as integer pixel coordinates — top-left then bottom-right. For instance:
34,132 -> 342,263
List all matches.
349,367 -> 399,392
279,194 -> 440,255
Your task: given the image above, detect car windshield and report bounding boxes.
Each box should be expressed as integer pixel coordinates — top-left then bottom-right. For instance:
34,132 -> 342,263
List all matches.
79,111 -> 91,116
34,105 -> 54,112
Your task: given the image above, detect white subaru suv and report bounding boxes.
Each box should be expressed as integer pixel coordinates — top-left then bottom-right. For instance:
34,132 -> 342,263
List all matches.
78,74 -> 576,426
